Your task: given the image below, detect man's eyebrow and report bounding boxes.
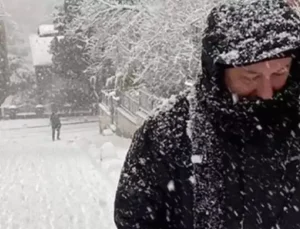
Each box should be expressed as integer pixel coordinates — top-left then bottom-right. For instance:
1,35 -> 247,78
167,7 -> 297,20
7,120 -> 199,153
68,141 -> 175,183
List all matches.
243,63 -> 291,74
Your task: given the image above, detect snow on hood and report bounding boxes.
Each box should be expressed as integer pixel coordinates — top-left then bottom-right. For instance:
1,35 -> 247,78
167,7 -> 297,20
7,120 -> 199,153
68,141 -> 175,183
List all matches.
202,0 -> 300,67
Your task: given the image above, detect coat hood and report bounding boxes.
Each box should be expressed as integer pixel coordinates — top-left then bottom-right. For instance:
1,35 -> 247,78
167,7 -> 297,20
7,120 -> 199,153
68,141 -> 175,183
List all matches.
202,0 -> 300,67
194,0 -> 300,138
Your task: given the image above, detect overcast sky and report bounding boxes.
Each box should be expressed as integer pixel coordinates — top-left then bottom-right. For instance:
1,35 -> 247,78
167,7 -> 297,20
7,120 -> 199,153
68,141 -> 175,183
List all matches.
3,0 -> 62,34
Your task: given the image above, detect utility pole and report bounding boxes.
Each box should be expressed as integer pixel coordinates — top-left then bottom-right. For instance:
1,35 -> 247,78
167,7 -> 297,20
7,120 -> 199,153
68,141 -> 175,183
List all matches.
0,0 -> 9,106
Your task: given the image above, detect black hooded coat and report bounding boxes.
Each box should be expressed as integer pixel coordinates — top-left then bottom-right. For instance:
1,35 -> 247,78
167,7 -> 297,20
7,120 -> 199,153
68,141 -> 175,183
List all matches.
114,1 -> 300,228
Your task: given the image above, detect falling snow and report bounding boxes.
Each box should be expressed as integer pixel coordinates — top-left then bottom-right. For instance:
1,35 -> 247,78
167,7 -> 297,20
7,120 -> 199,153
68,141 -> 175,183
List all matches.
191,155 -> 203,164
167,180 -> 175,191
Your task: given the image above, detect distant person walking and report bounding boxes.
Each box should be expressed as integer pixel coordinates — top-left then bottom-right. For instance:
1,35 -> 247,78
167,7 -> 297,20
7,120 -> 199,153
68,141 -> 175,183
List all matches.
50,111 -> 61,141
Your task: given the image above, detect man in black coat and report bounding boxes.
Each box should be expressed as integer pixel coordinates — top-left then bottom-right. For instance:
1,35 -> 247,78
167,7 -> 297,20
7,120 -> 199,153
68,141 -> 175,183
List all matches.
114,0 -> 300,228
50,111 -> 61,141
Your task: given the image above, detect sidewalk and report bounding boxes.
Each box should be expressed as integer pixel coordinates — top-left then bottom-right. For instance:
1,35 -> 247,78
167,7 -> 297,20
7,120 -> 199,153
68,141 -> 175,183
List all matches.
0,116 -> 99,131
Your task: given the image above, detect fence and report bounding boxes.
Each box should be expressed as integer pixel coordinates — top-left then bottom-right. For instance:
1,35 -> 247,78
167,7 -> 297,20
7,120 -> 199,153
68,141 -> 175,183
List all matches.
119,92 -> 140,115
139,89 -> 160,112
0,103 -> 93,119
101,90 -> 114,109
99,89 -> 162,137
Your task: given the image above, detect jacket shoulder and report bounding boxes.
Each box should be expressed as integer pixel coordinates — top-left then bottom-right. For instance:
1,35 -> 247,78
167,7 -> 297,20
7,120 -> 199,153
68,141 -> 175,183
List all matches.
149,93 -> 190,131
141,93 -> 191,157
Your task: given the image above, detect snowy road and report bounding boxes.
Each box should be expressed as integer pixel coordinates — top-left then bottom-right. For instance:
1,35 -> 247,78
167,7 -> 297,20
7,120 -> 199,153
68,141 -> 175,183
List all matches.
0,122 -> 130,229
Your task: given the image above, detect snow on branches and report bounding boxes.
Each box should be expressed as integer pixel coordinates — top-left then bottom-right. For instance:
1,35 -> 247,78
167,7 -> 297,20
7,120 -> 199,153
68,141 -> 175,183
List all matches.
56,0 -> 224,97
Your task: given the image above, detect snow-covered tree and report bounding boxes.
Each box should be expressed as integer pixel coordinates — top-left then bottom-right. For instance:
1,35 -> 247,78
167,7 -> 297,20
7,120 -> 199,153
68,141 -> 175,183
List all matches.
0,1 -> 9,105
50,0 -> 93,107
61,0 -> 224,97
5,17 -> 36,105
51,0 -> 89,81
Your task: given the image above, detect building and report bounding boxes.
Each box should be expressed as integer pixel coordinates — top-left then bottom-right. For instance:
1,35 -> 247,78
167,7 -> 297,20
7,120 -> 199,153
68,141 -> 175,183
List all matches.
29,24 -> 63,105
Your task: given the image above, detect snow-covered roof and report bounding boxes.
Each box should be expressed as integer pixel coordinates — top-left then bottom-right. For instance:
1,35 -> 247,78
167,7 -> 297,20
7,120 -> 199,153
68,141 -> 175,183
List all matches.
1,95 -> 13,107
29,34 -> 63,67
38,24 -> 58,37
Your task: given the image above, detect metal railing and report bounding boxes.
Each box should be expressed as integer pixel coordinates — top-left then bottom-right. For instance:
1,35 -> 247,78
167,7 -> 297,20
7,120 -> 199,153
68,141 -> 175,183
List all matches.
101,90 -> 114,109
139,89 -> 161,112
100,89 -> 162,119
119,92 -> 140,115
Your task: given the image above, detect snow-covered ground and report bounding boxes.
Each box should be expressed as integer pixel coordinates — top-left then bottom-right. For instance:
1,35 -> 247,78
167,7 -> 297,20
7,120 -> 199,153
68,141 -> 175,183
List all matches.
0,121 -> 131,229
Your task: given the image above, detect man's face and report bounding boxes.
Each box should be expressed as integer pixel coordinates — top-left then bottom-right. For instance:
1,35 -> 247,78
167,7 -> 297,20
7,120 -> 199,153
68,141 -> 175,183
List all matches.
224,57 -> 292,100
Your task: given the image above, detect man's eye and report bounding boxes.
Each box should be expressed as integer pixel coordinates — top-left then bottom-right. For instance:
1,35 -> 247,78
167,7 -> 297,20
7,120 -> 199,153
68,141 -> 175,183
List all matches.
242,77 -> 251,82
273,73 -> 284,77
242,75 -> 259,82
275,68 -> 289,75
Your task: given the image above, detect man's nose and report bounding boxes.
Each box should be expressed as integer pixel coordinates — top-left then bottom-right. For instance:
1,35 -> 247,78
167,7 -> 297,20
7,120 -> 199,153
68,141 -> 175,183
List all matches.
256,76 -> 273,100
